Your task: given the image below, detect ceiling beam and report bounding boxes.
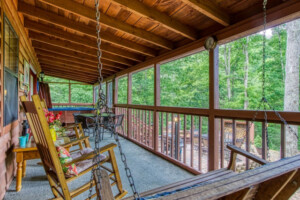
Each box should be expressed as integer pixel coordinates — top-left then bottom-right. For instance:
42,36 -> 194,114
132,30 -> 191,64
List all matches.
38,59 -> 110,75
32,41 -> 135,66
29,31 -> 143,63
181,0 -> 230,26
20,0 -> 173,49
37,55 -> 117,73
42,65 -> 100,78
35,49 -> 127,70
38,57 -> 115,74
28,27 -> 144,62
23,19 -> 156,58
43,71 -> 97,83
41,66 -> 100,79
109,0 -> 198,40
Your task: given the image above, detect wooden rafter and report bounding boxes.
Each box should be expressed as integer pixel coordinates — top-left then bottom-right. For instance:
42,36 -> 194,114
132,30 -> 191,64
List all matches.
41,64 -> 100,77
23,19 -> 156,58
107,0 -> 198,40
43,68 -> 98,79
35,49 -> 127,70
29,31 -> 144,63
20,0 -> 173,49
181,0 -> 230,26
43,71 -> 97,83
28,27 -> 144,62
37,55 -> 117,73
32,41 -> 135,66
38,59 -> 113,74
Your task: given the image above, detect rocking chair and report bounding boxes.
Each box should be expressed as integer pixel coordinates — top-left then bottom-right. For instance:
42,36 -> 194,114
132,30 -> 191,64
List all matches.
20,95 -> 127,200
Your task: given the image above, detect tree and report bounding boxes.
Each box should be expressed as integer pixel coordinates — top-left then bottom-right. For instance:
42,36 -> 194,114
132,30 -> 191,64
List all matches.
223,44 -> 232,100
284,19 -> 300,157
243,37 -> 250,110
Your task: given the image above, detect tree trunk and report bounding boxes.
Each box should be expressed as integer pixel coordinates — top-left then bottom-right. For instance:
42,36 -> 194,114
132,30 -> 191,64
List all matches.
224,44 -> 232,100
284,19 -> 300,157
243,37 -> 249,110
274,26 -> 285,82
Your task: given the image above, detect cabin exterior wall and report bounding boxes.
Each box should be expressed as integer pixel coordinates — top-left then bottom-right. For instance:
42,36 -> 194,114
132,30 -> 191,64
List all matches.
0,0 -> 40,198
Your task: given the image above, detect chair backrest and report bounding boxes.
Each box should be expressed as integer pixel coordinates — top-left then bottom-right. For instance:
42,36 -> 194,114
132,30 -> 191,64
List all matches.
20,95 -> 69,190
73,114 -> 90,129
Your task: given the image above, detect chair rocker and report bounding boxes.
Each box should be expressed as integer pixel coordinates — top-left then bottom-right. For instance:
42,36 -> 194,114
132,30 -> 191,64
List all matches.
21,95 -> 127,200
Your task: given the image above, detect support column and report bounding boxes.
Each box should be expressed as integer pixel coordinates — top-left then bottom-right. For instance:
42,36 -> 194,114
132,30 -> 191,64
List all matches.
114,77 -> 118,106
127,73 -> 132,138
154,64 -> 160,151
208,46 -> 220,171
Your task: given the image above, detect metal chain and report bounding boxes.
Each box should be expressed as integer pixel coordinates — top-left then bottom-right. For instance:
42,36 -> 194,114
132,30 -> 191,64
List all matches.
88,0 -> 105,199
111,128 -> 140,199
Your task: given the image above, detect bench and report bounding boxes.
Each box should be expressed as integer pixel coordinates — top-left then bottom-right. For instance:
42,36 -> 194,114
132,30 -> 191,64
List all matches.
125,145 -> 300,199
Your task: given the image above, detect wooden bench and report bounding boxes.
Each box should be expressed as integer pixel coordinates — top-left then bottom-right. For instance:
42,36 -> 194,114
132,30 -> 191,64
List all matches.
125,145 -> 300,199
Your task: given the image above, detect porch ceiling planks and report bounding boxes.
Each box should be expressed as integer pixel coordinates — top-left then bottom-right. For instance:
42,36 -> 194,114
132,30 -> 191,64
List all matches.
95,0 -> 198,40
180,0 -> 230,26
28,31 -> 144,63
20,0 -> 174,50
20,5 -> 157,57
34,49 -> 127,70
31,40 -> 135,66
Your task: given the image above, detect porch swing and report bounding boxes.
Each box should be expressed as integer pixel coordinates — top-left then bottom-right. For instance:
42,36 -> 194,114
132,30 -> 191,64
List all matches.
90,0 -> 300,199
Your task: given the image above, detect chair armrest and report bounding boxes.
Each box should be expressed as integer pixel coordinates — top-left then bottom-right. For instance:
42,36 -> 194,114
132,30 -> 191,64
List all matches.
63,143 -> 117,166
227,144 -> 268,171
64,123 -> 81,129
62,136 -> 89,148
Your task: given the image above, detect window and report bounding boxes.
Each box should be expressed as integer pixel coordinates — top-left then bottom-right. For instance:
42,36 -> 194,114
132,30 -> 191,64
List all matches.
117,76 -> 128,104
160,51 -> 209,108
3,15 -> 19,126
71,84 -> 93,103
45,76 -> 93,105
132,68 -> 154,105
219,19 -> 300,111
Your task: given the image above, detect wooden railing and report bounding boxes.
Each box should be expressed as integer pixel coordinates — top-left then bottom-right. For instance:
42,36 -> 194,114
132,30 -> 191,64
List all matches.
115,104 -> 300,174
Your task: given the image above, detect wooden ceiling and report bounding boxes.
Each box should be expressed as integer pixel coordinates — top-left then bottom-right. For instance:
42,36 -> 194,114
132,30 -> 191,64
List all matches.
17,0 -> 291,84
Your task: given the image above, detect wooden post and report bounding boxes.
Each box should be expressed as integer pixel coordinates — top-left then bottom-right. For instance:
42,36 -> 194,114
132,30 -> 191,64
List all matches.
114,77 -> 118,106
154,63 -> 160,151
208,46 -> 220,171
127,73 -> 132,138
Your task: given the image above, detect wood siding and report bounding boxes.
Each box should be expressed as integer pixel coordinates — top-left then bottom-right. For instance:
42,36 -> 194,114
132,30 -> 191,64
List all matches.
0,0 -> 40,198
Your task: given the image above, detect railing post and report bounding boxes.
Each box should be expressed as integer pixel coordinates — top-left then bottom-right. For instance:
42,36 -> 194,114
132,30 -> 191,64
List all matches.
127,73 -> 132,138
208,46 -> 220,171
154,63 -> 160,151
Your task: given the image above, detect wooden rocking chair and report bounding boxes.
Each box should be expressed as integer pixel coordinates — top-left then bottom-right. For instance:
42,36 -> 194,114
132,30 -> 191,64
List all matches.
20,95 -> 127,200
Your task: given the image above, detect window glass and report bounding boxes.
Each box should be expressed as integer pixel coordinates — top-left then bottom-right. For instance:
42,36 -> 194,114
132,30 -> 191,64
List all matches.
160,51 -> 209,108
117,76 -> 128,104
49,83 -> 69,103
71,84 -> 93,103
132,68 -> 154,105
107,82 -> 113,108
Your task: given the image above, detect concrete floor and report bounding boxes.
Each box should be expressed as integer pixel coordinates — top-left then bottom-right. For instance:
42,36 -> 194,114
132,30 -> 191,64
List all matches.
5,134 -> 194,200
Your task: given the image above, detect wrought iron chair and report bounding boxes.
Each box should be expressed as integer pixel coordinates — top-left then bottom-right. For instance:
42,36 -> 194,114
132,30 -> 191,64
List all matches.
102,114 -> 124,138
20,95 -> 127,200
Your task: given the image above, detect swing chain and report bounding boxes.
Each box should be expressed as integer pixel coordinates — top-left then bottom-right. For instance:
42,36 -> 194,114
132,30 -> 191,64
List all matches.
88,0 -> 106,199
111,129 -> 140,199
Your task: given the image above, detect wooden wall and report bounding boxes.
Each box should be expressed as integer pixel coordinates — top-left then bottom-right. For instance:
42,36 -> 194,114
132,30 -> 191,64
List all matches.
0,0 -> 40,199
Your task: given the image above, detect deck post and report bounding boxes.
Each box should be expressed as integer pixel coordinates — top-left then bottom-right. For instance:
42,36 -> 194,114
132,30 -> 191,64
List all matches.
127,73 -> 132,138
208,46 -> 220,171
154,63 -> 160,151
114,77 -> 118,106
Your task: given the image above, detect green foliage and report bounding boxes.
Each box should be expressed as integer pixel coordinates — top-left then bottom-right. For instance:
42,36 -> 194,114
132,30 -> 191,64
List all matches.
46,76 -> 93,104
117,76 -> 128,104
132,68 -> 154,105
